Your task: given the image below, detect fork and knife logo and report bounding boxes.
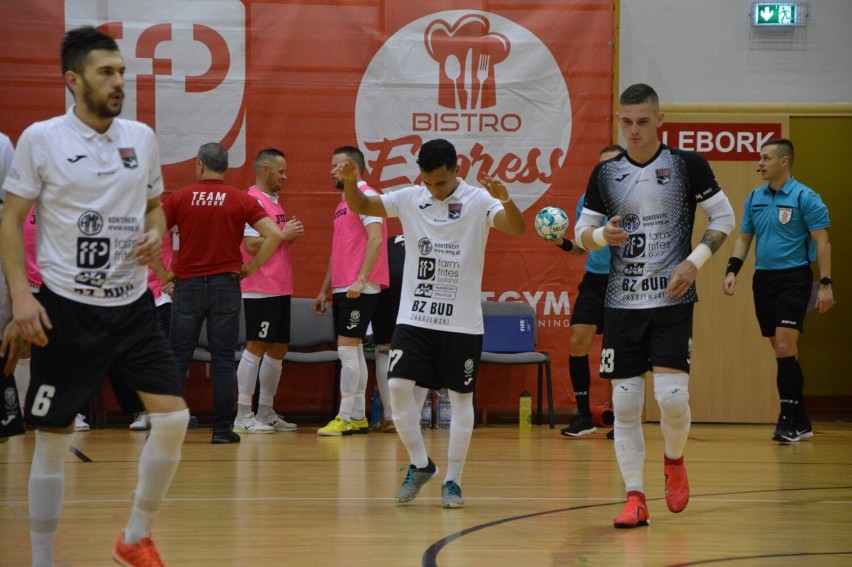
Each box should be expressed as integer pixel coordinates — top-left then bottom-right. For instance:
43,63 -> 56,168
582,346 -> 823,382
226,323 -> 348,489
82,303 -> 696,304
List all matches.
425,14 -> 510,111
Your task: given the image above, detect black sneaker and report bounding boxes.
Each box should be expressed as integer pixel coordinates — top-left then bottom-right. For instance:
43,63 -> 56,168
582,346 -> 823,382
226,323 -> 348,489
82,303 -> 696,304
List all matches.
606,429 -> 615,440
773,415 -> 814,443
560,415 -> 596,437
211,430 -> 241,444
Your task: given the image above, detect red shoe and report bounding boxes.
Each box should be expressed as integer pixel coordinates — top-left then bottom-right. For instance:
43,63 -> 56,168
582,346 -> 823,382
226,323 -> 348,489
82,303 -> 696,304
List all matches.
613,491 -> 650,528
664,455 -> 689,513
113,534 -> 165,566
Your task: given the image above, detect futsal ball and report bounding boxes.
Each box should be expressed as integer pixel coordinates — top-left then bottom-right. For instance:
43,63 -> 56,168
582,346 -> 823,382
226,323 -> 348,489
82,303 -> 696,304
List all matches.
534,206 -> 570,240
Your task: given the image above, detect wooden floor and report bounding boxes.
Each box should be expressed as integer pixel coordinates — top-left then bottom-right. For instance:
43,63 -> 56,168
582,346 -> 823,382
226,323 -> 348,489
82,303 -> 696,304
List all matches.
2,422 -> 852,566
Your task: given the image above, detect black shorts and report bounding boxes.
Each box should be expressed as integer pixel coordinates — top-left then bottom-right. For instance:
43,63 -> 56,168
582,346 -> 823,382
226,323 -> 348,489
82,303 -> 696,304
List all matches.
26,286 -> 182,428
388,324 -> 482,393
752,266 -> 811,337
332,292 -> 380,339
570,272 -> 608,332
600,304 -> 694,378
371,278 -> 402,345
243,295 -> 291,343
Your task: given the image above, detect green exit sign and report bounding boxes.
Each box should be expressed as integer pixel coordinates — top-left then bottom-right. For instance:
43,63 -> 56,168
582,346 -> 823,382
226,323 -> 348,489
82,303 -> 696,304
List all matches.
752,3 -> 803,26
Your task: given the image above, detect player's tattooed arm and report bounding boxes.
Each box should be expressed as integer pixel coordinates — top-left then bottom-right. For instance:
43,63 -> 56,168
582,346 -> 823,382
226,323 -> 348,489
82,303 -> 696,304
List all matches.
700,229 -> 728,253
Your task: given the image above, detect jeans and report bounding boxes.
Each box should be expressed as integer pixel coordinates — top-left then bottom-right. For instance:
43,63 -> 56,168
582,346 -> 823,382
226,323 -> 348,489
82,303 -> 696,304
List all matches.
170,273 -> 241,433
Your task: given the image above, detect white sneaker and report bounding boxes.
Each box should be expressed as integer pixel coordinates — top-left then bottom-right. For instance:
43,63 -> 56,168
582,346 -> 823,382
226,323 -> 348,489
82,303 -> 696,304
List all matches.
74,414 -> 90,432
257,412 -> 297,431
233,413 -> 275,434
129,412 -> 151,431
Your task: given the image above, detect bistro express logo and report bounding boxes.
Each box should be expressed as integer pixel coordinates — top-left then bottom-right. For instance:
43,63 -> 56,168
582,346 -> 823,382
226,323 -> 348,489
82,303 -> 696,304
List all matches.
355,11 -> 571,211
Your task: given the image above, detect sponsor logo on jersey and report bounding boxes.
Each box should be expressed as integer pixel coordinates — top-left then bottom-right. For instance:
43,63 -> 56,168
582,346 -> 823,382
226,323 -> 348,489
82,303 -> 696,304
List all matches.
448,202 -> 462,219
355,11 -> 572,212
417,257 -> 436,280
623,263 -> 644,277
419,202 -> 432,209
77,238 -> 111,269
778,207 -> 792,224
414,283 -> 433,297
615,173 -> 629,182
67,155 -> 87,163
74,271 -> 107,288
622,234 -> 646,259
622,213 -> 641,233
418,238 -> 433,255
78,211 -> 104,235
656,168 -> 670,184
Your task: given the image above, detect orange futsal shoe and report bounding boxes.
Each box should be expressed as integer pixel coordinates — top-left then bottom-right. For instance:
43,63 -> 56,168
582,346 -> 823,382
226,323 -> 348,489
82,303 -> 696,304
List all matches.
613,491 -> 650,529
664,454 -> 690,513
113,534 -> 165,566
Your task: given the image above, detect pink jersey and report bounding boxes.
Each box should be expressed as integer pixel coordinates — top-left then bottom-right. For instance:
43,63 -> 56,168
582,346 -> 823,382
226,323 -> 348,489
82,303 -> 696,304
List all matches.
147,231 -> 174,302
24,206 -> 41,289
330,183 -> 389,289
240,186 -> 294,296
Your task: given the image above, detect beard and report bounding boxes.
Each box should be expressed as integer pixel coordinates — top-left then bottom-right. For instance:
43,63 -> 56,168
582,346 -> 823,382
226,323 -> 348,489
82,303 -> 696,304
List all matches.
81,78 -> 123,119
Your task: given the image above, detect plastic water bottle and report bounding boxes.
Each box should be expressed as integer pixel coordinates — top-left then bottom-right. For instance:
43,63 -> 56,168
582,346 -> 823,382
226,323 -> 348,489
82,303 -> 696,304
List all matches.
421,392 -> 433,429
437,388 -> 451,429
519,390 -> 532,431
369,389 -> 382,428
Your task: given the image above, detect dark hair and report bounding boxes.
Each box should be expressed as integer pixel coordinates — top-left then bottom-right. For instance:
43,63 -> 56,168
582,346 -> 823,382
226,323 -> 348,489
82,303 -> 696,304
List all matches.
762,138 -> 794,165
417,139 -> 457,173
255,148 -> 285,168
600,144 -> 625,155
333,146 -> 366,171
197,142 -> 229,173
61,26 -> 119,74
619,83 -> 659,108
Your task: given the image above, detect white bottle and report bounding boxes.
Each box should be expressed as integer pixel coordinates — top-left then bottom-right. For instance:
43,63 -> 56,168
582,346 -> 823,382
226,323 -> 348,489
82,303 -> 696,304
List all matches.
421,393 -> 433,429
437,388 -> 451,429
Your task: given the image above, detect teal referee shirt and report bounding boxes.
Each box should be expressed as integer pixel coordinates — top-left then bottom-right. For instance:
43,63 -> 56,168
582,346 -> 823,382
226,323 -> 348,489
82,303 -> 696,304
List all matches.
740,177 -> 830,270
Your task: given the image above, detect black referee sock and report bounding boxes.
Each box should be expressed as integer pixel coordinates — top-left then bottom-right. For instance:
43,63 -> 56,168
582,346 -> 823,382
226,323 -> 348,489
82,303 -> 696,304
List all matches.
569,355 -> 592,417
777,356 -> 807,421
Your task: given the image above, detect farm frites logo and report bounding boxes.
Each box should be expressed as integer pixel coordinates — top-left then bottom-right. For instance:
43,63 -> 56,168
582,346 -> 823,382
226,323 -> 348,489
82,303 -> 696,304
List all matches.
66,0 -> 247,167
355,11 -> 571,212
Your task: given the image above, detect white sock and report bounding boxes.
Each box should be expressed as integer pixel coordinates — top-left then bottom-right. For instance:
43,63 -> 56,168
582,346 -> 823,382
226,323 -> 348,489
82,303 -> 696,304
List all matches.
389,378 -> 429,469
374,346 -> 393,421
124,408 -> 189,544
612,376 -> 646,493
654,373 -> 691,460
15,356 -> 30,409
445,390 -> 474,485
257,354 -> 283,418
337,346 -> 359,420
236,350 -> 261,415
29,430 -> 73,567
352,345 -> 368,421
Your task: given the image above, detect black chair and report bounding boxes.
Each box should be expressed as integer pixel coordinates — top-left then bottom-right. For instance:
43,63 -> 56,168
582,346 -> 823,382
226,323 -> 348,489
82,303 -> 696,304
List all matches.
282,298 -> 341,412
479,300 -> 554,429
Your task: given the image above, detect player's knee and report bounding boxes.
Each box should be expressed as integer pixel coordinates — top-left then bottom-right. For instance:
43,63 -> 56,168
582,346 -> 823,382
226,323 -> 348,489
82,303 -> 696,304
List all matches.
655,386 -> 689,416
612,377 -> 645,423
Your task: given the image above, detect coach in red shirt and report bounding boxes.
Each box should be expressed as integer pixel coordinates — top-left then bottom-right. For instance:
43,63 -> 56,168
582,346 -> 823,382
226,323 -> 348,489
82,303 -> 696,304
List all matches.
162,142 -> 282,444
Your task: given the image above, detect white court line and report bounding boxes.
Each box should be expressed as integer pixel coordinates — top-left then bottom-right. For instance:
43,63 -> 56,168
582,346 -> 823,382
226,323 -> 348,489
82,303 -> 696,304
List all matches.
2,496 -> 851,506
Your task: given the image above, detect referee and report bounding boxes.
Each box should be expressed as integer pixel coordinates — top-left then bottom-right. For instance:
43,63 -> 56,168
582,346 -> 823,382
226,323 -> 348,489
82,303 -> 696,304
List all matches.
723,138 -> 833,443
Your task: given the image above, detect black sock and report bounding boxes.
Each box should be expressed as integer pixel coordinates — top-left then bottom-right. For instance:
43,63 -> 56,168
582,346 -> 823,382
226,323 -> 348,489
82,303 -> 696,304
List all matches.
777,356 -> 806,420
569,355 -> 592,417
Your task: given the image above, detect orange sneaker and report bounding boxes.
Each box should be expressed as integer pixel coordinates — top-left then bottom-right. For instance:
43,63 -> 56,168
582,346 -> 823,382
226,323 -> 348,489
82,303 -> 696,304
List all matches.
664,455 -> 689,513
113,534 -> 165,566
613,491 -> 650,528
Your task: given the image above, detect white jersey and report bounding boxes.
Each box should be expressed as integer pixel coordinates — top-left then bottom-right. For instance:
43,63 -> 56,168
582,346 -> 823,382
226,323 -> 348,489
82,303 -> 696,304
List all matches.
381,179 -> 502,334
0,132 -> 14,212
3,106 -> 164,306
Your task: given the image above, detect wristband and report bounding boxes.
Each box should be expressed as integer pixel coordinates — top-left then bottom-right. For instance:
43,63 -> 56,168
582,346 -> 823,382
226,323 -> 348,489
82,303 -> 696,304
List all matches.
726,257 -> 743,276
558,239 -> 574,252
592,226 -> 607,247
500,197 -> 511,204
686,243 -> 712,270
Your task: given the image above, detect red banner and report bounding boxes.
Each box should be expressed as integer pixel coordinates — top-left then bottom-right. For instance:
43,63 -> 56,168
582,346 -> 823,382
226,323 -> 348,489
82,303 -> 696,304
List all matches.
0,1 -> 614,414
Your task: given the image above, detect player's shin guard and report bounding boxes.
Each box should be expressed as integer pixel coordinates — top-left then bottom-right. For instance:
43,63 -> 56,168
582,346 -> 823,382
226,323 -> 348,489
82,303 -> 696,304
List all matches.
612,376 -> 646,493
